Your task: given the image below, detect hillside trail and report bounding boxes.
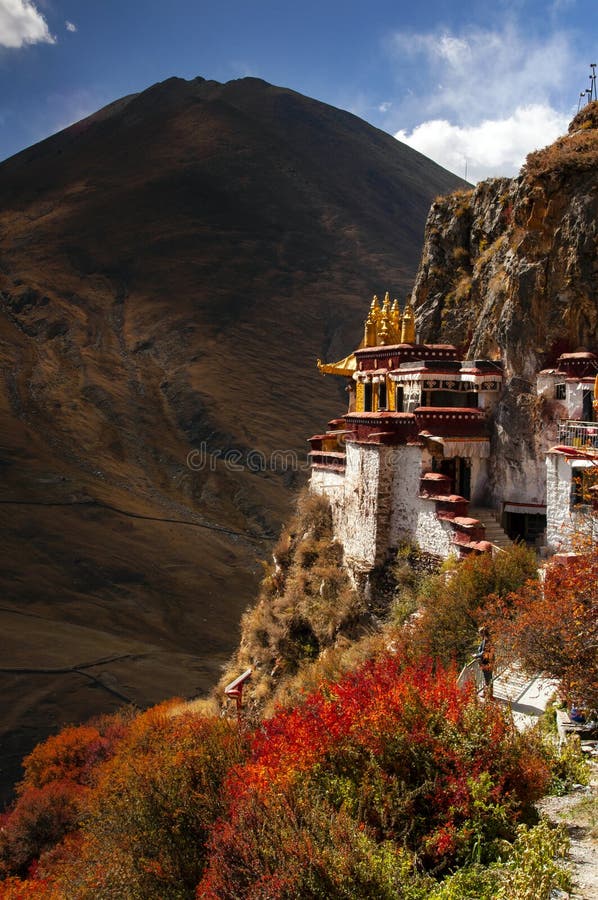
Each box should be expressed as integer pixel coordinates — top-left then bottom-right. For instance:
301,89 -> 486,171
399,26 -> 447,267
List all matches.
537,761 -> 598,900
478,665 -> 597,898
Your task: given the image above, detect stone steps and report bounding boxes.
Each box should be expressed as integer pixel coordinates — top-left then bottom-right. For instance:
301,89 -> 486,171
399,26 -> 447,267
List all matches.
468,507 -> 513,548
459,661 -> 558,732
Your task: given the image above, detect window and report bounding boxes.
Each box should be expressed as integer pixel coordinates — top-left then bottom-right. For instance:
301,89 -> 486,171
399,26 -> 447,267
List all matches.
555,383 -> 566,400
364,382 -> 373,412
395,385 -> 404,412
378,381 -> 387,410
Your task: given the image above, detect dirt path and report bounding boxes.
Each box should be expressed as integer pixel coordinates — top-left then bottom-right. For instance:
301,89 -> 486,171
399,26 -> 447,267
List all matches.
537,763 -> 598,900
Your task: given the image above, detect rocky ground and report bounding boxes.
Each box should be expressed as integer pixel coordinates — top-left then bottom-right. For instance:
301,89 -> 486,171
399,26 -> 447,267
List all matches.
537,760 -> 598,900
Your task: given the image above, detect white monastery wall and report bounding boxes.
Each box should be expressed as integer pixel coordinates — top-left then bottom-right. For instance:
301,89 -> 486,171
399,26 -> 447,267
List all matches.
311,443 -> 387,571
414,502 -> 455,558
545,454 -> 569,550
546,453 -> 598,550
566,382 -> 584,419
312,440 -> 462,569
388,445 -> 422,545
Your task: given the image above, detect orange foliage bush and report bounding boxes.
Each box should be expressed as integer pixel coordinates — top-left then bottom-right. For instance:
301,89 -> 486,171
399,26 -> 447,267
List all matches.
35,705 -> 249,898
404,543 -> 537,667
0,716 -> 129,880
486,547 -> 598,708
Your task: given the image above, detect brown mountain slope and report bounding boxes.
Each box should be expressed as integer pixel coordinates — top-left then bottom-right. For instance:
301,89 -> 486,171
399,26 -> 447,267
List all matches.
0,75 -> 466,801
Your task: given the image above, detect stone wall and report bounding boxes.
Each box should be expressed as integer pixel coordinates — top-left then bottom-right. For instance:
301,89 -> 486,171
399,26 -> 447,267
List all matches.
311,441 -> 460,571
414,501 -> 454,557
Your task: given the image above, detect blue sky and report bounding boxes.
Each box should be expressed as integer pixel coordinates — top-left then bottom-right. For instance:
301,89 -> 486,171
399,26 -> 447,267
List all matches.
1,0 -> 597,180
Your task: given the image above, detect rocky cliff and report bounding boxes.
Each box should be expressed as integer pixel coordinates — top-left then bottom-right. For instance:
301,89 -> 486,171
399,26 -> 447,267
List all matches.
413,102 -> 598,506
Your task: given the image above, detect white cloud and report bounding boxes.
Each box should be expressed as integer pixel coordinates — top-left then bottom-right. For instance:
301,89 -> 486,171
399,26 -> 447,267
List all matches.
396,104 -> 569,182
0,0 -> 54,48
388,22 -> 574,181
392,23 -> 572,123
65,20 -> 76,33
378,101 -> 392,113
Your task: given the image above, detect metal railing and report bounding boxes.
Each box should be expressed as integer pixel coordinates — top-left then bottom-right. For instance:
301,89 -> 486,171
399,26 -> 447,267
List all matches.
558,419 -> 598,450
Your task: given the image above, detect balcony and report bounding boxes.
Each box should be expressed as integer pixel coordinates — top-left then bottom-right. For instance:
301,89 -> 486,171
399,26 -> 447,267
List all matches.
557,420 -> 598,452
308,430 -> 351,471
308,450 -> 346,471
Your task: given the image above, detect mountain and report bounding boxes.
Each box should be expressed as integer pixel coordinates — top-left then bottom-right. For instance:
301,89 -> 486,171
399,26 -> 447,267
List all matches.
0,75 -> 467,801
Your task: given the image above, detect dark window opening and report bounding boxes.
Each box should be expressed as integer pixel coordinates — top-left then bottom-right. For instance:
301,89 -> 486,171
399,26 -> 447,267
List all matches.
395,385 -> 404,412
426,390 -> 478,408
582,389 -> 594,422
433,457 -> 471,499
555,383 -> 566,400
364,382 -> 373,412
504,512 -> 546,544
378,381 -> 387,410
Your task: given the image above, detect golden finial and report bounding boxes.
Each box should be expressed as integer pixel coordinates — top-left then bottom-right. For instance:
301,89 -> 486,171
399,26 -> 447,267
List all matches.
363,296 -> 379,347
391,299 -> 401,342
378,292 -> 392,346
400,298 -> 416,344
364,308 -> 377,347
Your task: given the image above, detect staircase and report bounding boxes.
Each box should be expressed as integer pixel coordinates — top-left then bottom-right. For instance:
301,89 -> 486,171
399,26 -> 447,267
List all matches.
492,663 -> 558,731
468,507 -> 512,550
458,660 -> 558,732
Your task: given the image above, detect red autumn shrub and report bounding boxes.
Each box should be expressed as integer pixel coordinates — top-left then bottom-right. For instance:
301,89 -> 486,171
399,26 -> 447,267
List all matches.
198,655 -> 549,898
0,781 -> 85,878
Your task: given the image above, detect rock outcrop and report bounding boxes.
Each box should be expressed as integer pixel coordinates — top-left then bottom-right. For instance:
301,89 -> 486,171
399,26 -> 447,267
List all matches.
413,103 -> 598,506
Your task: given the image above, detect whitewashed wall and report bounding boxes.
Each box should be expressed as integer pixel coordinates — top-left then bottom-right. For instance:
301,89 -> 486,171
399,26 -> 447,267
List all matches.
545,452 -> 598,550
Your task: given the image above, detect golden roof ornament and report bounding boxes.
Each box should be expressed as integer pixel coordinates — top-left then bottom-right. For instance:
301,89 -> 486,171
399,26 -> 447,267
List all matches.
391,298 -> 401,343
378,292 -> 392,345
400,299 -> 416,344
364,306 -> 377,347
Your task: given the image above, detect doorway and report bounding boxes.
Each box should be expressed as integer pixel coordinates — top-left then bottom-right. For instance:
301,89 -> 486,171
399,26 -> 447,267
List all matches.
434,457 -> 472,499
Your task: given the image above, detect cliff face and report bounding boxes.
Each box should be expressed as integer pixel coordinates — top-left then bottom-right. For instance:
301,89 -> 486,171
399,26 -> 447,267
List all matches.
413,102 -> 598,505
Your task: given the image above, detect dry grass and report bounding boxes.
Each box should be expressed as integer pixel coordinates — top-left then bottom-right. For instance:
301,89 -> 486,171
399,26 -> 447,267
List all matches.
523,103 -> 598,178
215,490 -> 367,717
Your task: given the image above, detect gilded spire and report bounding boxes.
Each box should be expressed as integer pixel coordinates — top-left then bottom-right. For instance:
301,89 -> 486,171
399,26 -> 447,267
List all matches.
370,294 -> 381,321
378,292 -> 392,345
400,298 -> 416,344
363,295 -> 380,347
391,298 -> 400,343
